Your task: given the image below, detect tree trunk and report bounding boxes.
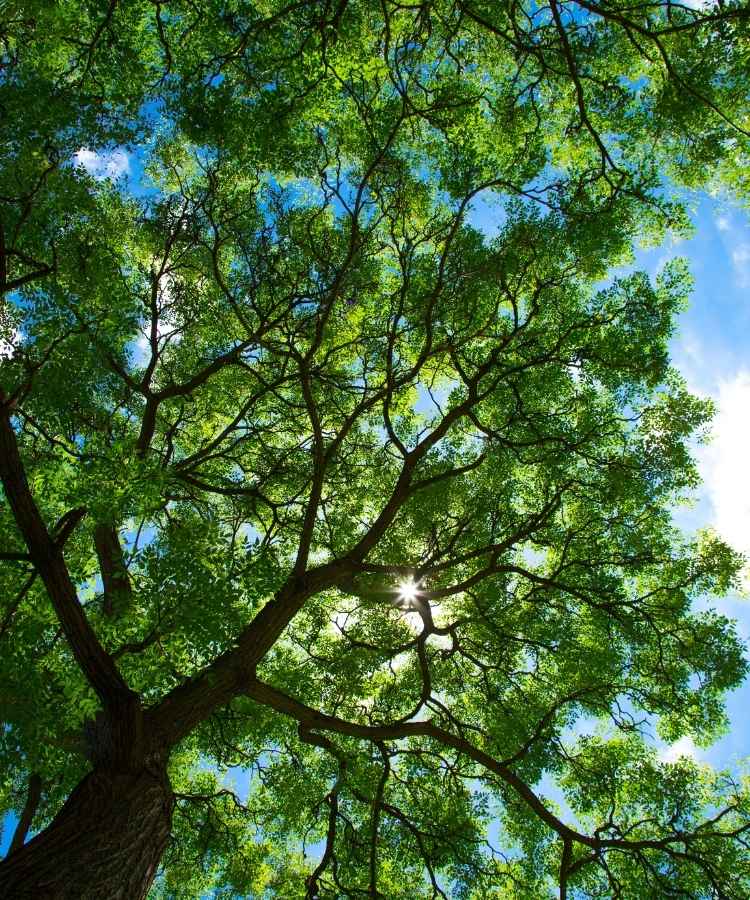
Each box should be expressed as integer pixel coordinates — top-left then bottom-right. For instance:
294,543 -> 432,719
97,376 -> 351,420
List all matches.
0,766 -> 174,899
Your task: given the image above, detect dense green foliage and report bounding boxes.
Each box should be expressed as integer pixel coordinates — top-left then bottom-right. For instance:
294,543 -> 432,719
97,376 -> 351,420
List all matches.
2,1 -> 750,897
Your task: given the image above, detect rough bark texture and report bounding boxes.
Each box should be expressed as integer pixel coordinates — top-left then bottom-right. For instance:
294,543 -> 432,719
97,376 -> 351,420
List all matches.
0,408 -> 133,706
0,767 -> 173,899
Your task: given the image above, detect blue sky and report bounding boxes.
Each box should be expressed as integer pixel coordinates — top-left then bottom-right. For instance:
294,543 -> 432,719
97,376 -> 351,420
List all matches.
647,194 -> 750,770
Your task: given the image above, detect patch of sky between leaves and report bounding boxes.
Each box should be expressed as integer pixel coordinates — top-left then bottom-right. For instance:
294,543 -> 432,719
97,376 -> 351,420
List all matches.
69,99 -> 168,201
0,815 -> 16,858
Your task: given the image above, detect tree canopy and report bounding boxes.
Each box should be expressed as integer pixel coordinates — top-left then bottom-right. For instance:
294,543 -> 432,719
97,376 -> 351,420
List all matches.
1,1 -> 750,897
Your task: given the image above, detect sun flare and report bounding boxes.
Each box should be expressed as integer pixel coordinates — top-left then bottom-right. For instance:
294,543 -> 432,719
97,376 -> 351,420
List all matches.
397,578 -> 420,605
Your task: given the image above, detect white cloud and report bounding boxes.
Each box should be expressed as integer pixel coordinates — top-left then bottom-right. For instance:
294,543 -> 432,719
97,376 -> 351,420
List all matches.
679,0 -> 714,8
715,214 -> 731,232
74,147 -> 130,180
696,371 -> 750,575
713,205 -> 750,287
388,651 -> 412,672
659,735 -> 698,763
673,330 -> 712,396
730,243 -> 750,287
522,545 -> 547,568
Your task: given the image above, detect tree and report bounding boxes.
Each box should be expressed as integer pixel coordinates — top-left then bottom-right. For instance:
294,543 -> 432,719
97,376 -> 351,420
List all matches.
1,1 -> 750,896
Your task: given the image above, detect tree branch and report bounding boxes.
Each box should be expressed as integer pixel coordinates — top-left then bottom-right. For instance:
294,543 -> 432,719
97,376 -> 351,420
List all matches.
7,774 -> 42,855
0,402 -> 133,707
93,523 -> 132,618
245,678 -> 739,859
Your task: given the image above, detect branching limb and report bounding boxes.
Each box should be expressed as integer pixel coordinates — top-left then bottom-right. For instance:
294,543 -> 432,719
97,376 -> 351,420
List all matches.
0,399 -> 133,709
245,679 -> 749,861
369,743 -> 390,899
299,725 -> 347,899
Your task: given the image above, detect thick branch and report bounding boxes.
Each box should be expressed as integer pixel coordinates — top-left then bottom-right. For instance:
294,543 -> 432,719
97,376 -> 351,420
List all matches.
7,774 -> 42,855
245,679 -> 729,858
559,837 -> 572,900
135,342 -> 252,455
144,563 -> 348,747
0,403 -> 133,707
93,523 -> 132,618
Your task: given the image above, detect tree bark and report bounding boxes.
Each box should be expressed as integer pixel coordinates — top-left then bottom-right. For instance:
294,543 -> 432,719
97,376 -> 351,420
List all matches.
0,405 -> 133,707
0,766 -> 174,899
7,773 -> 43,855
94,522 -> 132,618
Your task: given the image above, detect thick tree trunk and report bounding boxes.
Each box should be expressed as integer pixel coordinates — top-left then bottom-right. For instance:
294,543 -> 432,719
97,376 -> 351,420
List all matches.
0,766 -> 174,899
